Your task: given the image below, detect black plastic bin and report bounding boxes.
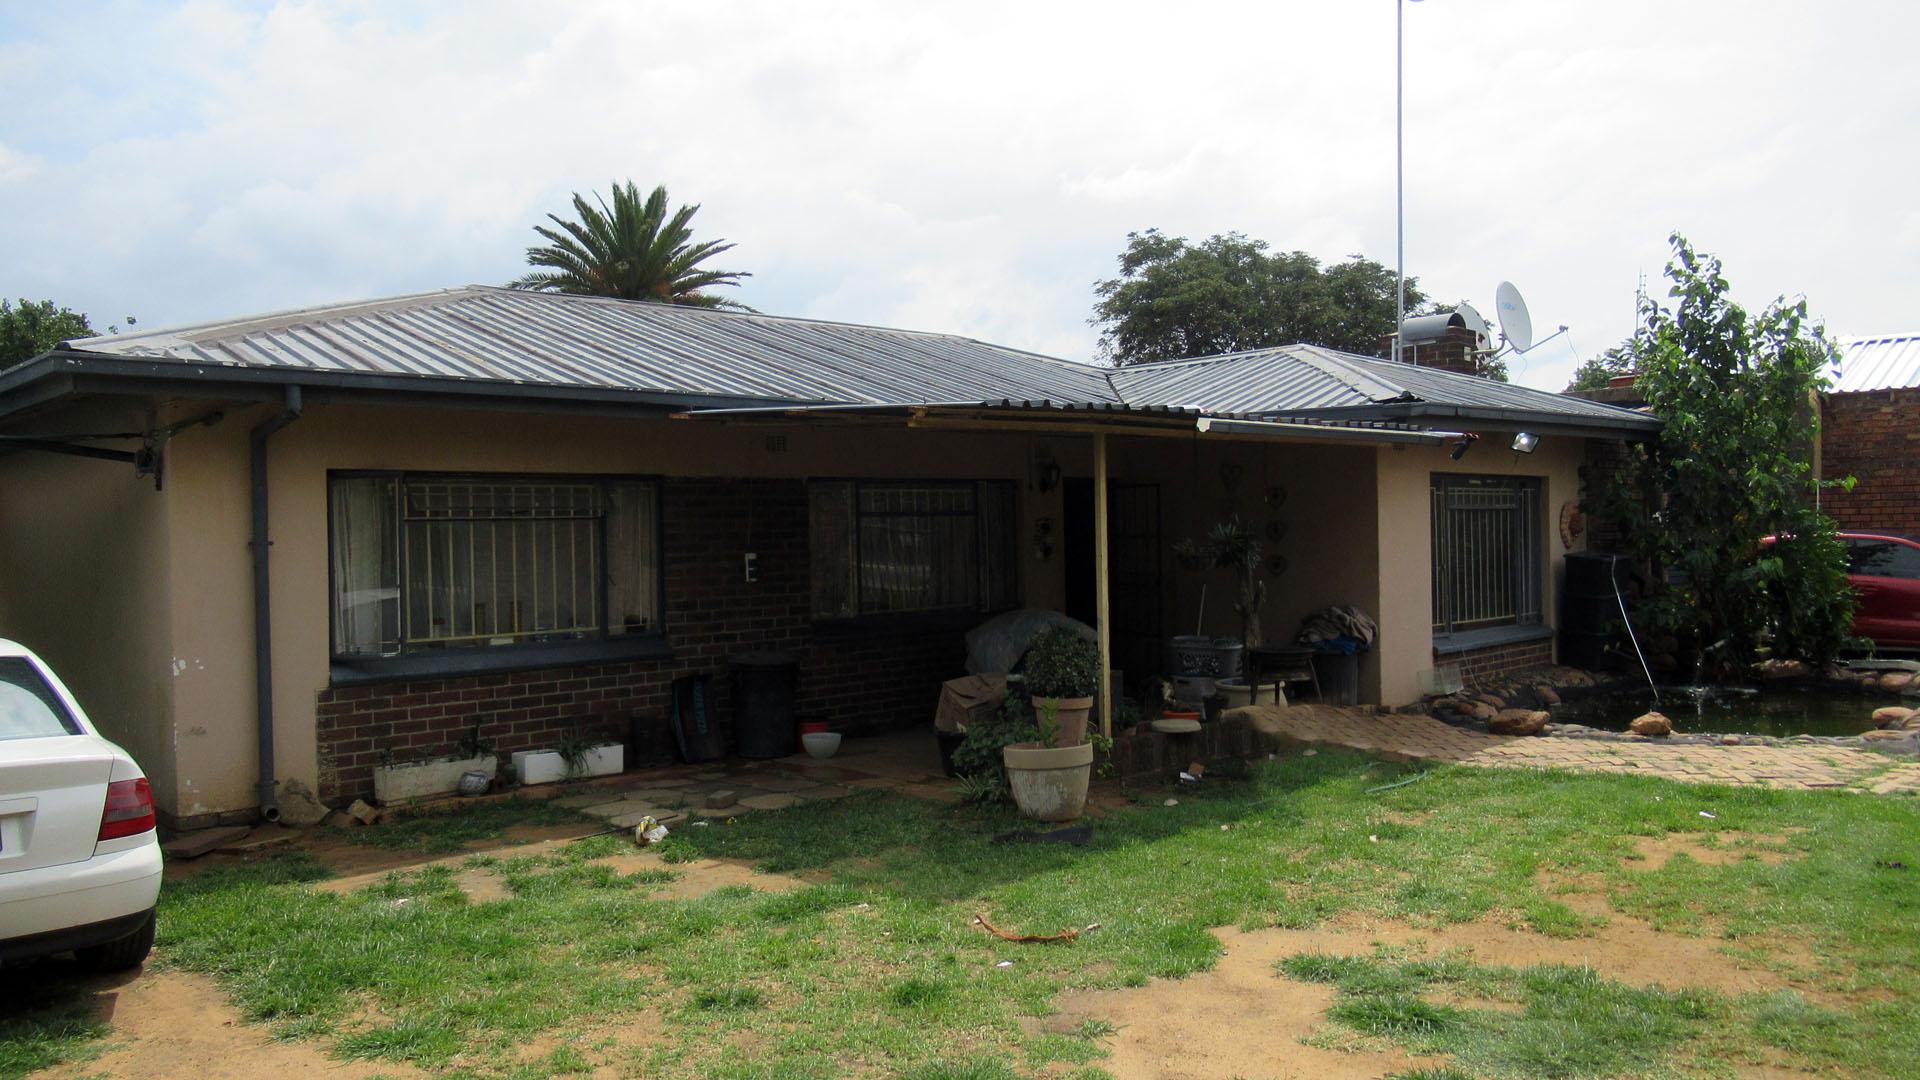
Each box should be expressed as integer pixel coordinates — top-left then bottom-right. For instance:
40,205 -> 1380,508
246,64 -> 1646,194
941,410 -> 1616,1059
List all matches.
1311,651 -> 1361,705
730,651 -> 799,760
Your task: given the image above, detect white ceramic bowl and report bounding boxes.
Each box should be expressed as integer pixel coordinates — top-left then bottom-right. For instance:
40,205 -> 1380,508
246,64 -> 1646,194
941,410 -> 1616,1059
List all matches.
801,731 -> 842,759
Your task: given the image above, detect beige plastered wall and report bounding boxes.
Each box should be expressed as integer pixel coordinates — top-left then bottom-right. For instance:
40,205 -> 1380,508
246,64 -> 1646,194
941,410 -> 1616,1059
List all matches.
1374,435 -> 1588,704
0,400 -> 180,805
159,402 -> 1084,818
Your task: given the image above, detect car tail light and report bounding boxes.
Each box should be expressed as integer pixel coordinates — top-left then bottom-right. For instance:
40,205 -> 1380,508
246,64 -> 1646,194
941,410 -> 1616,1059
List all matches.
98,777 -> 156,841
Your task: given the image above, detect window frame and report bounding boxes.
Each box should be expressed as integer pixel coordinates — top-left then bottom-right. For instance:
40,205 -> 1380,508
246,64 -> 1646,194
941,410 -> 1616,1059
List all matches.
808,477 -> 1021,623
1429,472 -> 1545,638
325,469 -> 668,682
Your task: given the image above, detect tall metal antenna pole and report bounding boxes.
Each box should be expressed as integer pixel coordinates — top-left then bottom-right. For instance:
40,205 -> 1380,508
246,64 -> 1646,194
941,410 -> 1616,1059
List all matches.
1394,0 -> 1407,363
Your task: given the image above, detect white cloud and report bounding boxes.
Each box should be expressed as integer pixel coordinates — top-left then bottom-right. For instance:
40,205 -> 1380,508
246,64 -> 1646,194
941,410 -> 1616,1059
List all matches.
1,0 -> 1916,392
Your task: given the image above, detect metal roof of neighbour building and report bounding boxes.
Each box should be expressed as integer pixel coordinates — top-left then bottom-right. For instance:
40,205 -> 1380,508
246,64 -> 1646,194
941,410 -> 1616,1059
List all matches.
1109,344 -> 1657,433
23,286 -> 1654,435
1835,335 -> 1920,393
62,286 -> 1119,408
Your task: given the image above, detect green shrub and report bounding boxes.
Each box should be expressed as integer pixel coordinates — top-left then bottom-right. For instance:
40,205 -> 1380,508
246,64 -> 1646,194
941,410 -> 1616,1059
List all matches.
1023,627 -> 1100,699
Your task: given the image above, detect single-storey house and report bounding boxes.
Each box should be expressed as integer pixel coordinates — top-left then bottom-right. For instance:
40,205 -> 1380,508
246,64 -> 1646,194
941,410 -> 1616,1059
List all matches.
0,288 -> 1657,828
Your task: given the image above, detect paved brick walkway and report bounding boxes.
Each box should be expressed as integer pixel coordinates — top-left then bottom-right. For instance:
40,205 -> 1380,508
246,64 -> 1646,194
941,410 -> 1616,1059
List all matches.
1245,706 -> 1917,794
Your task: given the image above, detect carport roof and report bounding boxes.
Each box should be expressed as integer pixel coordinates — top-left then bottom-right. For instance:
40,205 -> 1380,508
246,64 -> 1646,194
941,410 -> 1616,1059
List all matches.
2,286 -> 1657,437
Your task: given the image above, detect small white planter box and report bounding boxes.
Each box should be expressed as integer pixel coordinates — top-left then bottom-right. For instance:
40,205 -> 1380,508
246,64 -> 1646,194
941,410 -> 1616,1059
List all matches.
372,754 -> 497,805
511,743 -> 625,786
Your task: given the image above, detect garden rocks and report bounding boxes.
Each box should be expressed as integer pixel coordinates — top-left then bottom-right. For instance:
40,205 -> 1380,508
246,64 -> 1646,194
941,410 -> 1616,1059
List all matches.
1489,709 -> 1551,737
1755,659 -> 1811,680
1872,706 -> 1916,729
1533,685 -> 1562,706
1880,672 -> 1916,693
346,798 -> 381,825
1630,711 -> 1674,737
1464,701 -> 1499,722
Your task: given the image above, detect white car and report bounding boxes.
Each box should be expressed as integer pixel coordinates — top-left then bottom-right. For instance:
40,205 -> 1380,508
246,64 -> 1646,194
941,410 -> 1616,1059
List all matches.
0,640 -> 163,970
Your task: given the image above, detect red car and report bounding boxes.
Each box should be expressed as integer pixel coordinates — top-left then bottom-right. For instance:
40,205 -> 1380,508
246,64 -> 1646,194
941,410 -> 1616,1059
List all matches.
1839,533 -> 1920,653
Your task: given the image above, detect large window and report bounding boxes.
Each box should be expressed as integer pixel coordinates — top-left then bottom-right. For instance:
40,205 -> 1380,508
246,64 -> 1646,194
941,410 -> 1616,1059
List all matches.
329,473 -> 659,659
1430,474 -> 1542,635
809,480 -> 1018,618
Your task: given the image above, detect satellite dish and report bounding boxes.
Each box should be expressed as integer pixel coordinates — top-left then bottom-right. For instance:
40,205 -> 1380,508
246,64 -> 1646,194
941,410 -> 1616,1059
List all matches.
1494,281 -> 1534,352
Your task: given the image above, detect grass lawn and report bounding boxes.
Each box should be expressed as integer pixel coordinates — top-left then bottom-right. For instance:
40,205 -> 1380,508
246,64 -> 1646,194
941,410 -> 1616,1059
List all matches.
4,751 -> 1917,1078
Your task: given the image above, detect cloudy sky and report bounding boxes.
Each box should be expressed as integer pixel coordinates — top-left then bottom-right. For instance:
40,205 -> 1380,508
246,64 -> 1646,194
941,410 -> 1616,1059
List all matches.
3,1 -> 1914,390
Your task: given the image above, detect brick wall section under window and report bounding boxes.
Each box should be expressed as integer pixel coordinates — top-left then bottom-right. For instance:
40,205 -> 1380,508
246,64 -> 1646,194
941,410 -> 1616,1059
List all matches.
1821,388 -> 1920,536
1442,639 -> 1555,686
315,478 -> 964,803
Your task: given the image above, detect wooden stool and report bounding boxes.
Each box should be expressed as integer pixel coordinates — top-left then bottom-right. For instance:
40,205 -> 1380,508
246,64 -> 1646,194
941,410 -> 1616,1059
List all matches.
1245,644 -> 1321,703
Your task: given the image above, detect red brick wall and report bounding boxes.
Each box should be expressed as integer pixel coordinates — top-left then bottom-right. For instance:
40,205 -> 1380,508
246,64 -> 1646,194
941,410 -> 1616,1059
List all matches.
315,478 -> 964,802
1442,638 -> 1555,686
1821,389 -> 1920,536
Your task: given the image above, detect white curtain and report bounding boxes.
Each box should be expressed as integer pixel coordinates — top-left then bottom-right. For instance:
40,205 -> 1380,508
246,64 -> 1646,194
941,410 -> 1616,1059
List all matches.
331,477 -> 399,656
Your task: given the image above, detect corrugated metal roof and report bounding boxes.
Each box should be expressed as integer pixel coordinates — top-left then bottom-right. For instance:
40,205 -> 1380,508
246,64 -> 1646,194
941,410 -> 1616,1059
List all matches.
1109,344 -> 1649,427
1835,335 -> 1920,393
67,286 -> 1119,408
56,286 -> 1650,431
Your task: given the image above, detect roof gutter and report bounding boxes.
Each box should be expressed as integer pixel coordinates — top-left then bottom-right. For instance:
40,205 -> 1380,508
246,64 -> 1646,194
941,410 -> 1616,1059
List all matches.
250,385 -> 302,822
1275,402 -> 1660,440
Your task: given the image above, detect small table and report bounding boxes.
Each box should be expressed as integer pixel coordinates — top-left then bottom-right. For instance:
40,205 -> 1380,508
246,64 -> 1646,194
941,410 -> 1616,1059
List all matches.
1245,644 -> 1321,703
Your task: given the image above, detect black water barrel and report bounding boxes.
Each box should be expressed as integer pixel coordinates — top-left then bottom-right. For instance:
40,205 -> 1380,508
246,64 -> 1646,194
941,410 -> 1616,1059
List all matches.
731,651 -> 799,759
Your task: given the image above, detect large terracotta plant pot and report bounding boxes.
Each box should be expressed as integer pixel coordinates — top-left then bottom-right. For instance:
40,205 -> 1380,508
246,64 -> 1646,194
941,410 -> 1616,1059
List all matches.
1002,740 -> 1094,822
1035,695 -> 1094,746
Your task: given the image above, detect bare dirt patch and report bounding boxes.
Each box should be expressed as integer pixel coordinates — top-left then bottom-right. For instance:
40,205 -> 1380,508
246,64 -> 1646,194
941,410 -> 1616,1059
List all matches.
1626,831 -> 1800,871
589,851 -> 807,900
1052,926 -> 1446,1080
1057,908 -> 1826,1079
33,967 -> 422,1080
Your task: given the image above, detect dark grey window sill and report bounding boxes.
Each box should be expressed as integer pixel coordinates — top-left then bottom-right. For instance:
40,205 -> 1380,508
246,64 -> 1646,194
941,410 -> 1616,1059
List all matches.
1432,624 -> 1553,656
330,635 -> 672,687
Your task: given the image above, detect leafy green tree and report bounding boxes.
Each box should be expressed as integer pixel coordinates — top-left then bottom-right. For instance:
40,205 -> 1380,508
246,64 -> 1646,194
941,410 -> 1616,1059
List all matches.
1,299 -> 94,369
511,181 -> 750,308
1090,230 -> 1429,365
1565,338 -> 1639,392
1586,234 -> 1854,675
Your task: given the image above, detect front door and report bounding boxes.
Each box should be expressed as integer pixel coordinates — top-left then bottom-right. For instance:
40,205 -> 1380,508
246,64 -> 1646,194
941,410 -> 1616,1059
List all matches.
1064,480 -> 1163,692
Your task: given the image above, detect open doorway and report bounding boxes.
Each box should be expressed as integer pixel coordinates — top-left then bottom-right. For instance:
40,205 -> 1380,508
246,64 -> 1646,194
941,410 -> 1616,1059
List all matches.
1063,479 -> 1163,693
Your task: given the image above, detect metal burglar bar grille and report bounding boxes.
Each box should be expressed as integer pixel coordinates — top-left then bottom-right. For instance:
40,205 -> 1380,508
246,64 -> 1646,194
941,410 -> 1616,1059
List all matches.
403,481 -> 604,648
1431,476 -> 1541,634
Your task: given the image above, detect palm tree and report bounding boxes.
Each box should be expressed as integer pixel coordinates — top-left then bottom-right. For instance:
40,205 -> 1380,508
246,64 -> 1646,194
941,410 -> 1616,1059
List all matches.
511,181 -> 751,309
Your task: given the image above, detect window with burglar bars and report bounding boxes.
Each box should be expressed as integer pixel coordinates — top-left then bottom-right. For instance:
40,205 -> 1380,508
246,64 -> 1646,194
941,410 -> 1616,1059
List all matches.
1430,475 -> 1542,634
809,480 -> 1018,618
329,473 -> 659,658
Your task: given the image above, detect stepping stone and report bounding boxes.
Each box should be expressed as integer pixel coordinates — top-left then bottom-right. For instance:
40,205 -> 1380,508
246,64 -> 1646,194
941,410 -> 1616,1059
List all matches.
610,809 -> 684,829
793,784 -> 852,801
705,789 -> 739,810
582,799 -> 658,820
161,825 -> 251,860
553,792 -> 619,809
216,831 -> 299,856
615,787 -> 690,806
749,775 -> 813,792
737,793 -> 799,811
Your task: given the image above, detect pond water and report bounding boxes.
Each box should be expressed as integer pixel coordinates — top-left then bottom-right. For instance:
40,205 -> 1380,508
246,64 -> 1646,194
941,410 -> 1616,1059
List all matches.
1551,685 -> 1880,739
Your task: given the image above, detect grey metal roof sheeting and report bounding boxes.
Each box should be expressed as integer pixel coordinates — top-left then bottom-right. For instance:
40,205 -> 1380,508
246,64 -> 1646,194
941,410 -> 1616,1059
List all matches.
1836,335 -> 1920,393
1109,344 -> 1653,427
67,286 -> 1117,408
55,286 -> 1651,431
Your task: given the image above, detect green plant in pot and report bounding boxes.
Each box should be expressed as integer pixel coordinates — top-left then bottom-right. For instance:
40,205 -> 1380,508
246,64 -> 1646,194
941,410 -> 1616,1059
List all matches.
1002,639 -> 1099,822
1020,627 -> 1100,747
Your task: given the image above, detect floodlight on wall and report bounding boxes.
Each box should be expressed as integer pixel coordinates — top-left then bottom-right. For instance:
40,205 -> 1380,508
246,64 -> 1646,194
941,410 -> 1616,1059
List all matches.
1449,434 -> 1478,461
1511,432 -> 1539,454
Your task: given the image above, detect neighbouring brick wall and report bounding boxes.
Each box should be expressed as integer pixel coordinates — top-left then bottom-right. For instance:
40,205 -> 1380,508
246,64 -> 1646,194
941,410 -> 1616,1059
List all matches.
315,478 -> 964,802
1821,389 -> 1920,536
1443,638 -> 1555,686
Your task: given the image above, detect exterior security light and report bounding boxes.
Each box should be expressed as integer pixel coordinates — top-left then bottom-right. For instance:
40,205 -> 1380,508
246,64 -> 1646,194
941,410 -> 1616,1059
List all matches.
1511,432 -> 1539,454
1450,434 -> 1476,461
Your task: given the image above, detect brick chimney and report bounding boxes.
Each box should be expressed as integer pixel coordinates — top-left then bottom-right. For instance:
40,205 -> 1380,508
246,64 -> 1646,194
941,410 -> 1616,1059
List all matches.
1381,323 -> 1487,377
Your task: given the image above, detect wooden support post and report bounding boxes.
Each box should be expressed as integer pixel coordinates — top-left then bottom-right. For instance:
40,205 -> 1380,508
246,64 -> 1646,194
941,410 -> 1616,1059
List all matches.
1094,432 -> 1113,739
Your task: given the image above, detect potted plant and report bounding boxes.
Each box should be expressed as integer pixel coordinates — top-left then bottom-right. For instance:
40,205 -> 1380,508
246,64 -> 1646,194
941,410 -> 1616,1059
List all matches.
510,724 -> 625,786
1001,692 -> 1094,822
1021,627 -> 1099,746
370,724 -> 501,804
